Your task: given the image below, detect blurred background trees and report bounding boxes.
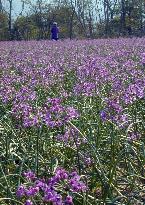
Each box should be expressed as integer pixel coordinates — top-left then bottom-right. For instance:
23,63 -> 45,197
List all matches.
0,0 -> 145,40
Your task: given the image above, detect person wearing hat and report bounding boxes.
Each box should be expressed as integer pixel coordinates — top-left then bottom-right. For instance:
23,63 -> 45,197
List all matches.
51,22 -> 59,41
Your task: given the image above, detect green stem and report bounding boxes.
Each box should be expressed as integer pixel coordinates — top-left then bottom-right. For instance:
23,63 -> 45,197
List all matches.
5,134 -> 9,197
36,126 -> 42,177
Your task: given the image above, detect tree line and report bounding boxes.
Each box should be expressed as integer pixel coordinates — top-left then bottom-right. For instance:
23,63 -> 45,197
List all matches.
0,0 -> 145,41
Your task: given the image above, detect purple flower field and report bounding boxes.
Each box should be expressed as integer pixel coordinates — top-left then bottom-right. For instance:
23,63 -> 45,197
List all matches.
0,38 -> 145,204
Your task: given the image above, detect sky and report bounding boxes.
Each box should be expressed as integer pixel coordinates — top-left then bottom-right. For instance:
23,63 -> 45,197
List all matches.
3,0 -> 28,18
2,0 -> 103,21
2,0 -> 55,19
3,0 -> 37,18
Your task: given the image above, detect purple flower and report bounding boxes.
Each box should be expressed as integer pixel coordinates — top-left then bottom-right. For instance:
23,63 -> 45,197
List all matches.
65,195 -> 73,204
43,190 -> 55,202
25,186 -> 39,197
16,185 -> 26,197
35,180 -> 48,191
25,200 -> 33,205
16,167 -> 87,204
100,110 -> 107,121
47,97 -> 61,106
53,194 -> 63,205
23,171 -> 36,181
53,168 -> 68,183
56,128 -> 86,147
128,132 -> 141,141
141,52 -> 145,65
69,172 -> 87,192
66,107 -> 79,120
43,191 -> 63,205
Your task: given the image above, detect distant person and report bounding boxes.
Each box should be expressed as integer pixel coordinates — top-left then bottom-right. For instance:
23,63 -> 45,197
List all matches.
51,22 -> 59,41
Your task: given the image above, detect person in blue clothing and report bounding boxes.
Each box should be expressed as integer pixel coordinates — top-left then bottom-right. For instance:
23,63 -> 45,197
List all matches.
51,22 -> 59,41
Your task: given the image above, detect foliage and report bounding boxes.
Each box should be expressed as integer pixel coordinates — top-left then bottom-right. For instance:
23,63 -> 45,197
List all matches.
0,12 -> 9,40
0,0 -> 145,40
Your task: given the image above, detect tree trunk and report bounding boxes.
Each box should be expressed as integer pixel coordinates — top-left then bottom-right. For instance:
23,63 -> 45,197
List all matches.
104,0 -> 109,37
120,0 -> 126,35
69,9 -> 75,39
8,0 -> 13,40
88,10 -> 93,38
0,0 -> 2,12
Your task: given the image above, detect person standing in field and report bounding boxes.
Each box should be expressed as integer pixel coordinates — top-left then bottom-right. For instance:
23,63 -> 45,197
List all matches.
51,22 -> 59,41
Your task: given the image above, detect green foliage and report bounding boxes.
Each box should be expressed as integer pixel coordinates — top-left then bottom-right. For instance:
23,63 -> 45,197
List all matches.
0,12 -> 9,40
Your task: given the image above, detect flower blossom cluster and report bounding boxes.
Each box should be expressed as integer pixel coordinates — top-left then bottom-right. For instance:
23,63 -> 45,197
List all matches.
0,38 -> 144,133
11,96 -> 79,128
16,168 -> 87,205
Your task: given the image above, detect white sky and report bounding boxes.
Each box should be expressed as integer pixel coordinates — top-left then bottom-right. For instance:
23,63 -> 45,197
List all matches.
2,0 -> 103,21
3,0 -> 29,18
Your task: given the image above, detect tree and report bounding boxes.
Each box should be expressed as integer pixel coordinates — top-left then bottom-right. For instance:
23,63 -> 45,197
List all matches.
119,0 -> 145,36
0,12 -> 9,40
7,0 -> 13,39
0,0 -> 145,40
0,0 -> 3,12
